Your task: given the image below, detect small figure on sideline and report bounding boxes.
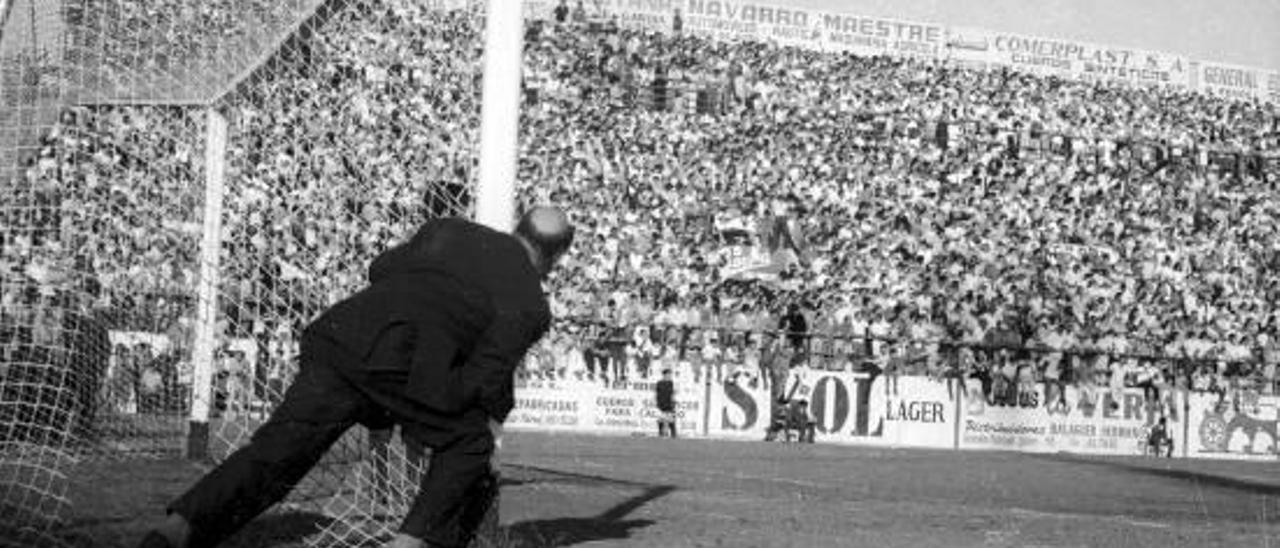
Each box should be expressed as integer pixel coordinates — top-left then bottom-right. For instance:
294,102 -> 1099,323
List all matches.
1146,416 -> 1174,458
783,359 -> 817,444
656,368 -> 677,438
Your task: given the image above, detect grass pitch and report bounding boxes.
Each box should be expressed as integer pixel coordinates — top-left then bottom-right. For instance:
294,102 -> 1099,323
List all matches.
25,431 -> 1280,547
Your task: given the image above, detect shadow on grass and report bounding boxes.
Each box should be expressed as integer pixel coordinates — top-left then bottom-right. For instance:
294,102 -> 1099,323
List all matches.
221,512 -> 334,548
501,464 -> 667,488
1032,453 -> 1280,497
497,485 -> 676,547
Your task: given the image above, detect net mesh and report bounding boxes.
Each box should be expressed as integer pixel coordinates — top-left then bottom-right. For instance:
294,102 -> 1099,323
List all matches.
0,0 -> 483,545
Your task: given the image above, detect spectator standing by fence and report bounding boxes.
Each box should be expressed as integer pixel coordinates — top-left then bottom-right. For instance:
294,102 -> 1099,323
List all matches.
628,324 -> 657,379
584,323 -> 608,382
779,302 -> 808,354
1043,352 -> 1067,413
655,368 -> 677,438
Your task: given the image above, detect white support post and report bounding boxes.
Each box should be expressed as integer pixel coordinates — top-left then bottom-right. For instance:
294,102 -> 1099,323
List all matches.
0,0 -> 11,40
473,0 -> 525,231
187,107 -> 228,460
471,3 -> 525,541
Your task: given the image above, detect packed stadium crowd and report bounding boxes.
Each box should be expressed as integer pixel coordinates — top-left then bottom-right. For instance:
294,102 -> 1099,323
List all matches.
218,1 -> 481,330
519,16 -> 1278,390
64,0 -> 328,94
1,1 -> 1278,416
1,105 -> 204,329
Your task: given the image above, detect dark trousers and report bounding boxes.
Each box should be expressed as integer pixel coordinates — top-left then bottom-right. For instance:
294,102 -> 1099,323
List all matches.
169,332 -> 495,548
73,372 -> 103,441
656,409 -> 676,438
583,348 -> 605,377
606,345 -> 627,381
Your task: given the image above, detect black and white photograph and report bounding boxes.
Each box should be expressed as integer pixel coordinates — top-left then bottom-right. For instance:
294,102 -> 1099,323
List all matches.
0,0 -> 1277,546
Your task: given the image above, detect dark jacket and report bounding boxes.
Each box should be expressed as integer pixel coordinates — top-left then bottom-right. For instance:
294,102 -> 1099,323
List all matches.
307,218 -> 550,422
655,379 -> 675,412
779,309 -> 808,350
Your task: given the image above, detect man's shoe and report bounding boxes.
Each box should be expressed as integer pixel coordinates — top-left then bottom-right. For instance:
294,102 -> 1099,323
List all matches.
138,531 -> 174,548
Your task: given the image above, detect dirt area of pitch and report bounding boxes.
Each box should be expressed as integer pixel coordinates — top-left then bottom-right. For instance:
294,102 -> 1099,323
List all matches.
41,430 -> 1279,547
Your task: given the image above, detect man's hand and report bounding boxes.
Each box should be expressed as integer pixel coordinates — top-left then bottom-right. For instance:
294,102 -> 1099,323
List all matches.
489,417 -> 504,471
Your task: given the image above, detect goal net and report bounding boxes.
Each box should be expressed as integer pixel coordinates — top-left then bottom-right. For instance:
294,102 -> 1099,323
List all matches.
0,0 -> 484,545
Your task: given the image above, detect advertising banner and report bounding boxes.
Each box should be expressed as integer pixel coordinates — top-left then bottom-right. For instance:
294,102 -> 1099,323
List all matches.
811,373 -> 956,448
586,0 -> 677,34
1268,71 -> 1280,105
1195,61 -> 1269,102
531,1 -> 1272,98
1185,393 -> 1279,462
545,1 -> 942,58
706,376 -> 772,440
958,381 -> 1184,456
507,350 -> 1272,462
559,0 -> 821,50
815,12 -> 943,58
507,378 -> 587,432
706,373 -> 956,448
681,0 -> 824,51
944,27 -> 1192,89
508,377 -> 705,437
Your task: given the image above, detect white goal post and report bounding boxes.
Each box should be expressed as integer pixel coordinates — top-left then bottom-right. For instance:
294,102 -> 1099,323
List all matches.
186,107 -> 229,460
474,0 -> 525,232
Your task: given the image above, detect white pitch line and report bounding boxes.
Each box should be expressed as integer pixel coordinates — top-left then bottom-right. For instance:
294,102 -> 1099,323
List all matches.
1262,494 -> 1271,548
576,457 -> 1195,531
1010,507 -> 1172,529
575,457 -> 832,491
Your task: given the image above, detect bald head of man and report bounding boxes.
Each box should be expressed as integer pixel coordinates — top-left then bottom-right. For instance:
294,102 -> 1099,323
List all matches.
513,206 -> 574,278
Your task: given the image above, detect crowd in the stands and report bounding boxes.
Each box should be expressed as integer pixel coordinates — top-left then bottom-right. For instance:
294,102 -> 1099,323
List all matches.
1,2 -> 1276,409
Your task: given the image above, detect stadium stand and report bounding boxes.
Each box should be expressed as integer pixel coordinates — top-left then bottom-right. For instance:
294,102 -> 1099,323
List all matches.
3,3 -> 1278,412
516,20 -> 1278,395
